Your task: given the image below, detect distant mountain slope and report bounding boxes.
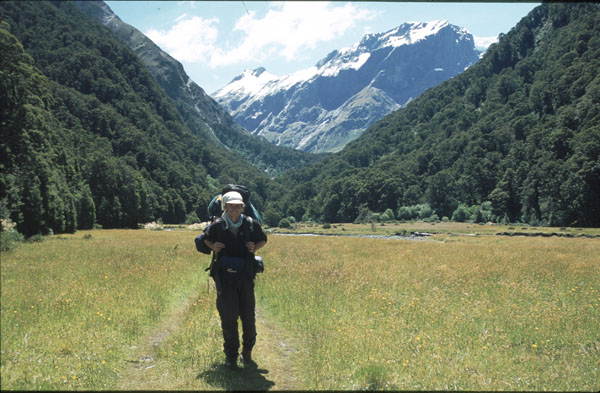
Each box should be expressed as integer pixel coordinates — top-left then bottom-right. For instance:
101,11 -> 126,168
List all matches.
271,3 -> 600,227
0,1 -> 274,235
214,21 -> 482,153
74,0 -> 321,176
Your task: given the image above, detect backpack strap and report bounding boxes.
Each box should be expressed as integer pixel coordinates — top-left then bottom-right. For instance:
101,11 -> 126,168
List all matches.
245,215 -> 254,233
204,218 -> 226,273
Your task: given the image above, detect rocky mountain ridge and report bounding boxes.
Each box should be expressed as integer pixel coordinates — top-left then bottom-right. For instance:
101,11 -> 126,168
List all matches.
214,21 -> 483,152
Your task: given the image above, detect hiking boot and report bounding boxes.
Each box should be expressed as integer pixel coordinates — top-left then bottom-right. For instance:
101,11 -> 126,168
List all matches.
225,357 -> 239,370
240,351 -> 255,366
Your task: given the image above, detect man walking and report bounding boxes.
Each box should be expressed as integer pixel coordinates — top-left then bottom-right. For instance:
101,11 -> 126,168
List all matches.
203,191 -> 267,370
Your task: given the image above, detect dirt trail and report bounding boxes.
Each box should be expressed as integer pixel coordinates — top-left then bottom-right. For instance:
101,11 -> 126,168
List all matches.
117,293 -> 201,390
116,289 -> 303,390
252,305 -> 303,390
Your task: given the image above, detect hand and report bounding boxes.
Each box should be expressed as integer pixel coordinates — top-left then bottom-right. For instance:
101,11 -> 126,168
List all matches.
246,241 -> 255,253
212,242 -> 225,253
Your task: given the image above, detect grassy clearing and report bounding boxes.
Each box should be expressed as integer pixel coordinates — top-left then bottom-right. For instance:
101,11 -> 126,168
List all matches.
0,230 -> 209,390
256,234 -> 600,390
1,228 -> 599,390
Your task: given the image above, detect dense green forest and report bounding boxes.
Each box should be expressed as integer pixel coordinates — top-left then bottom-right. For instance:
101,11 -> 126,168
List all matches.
268,3 -> 600,227
0,1 -> 275,237
73,0 -> 322,178
1,2 -> 599,238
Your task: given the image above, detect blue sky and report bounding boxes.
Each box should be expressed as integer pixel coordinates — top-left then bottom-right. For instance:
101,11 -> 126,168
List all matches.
105,1 -> 540,95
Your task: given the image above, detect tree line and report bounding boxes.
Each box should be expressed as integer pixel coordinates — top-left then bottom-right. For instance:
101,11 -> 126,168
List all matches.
1,2 -> 599,239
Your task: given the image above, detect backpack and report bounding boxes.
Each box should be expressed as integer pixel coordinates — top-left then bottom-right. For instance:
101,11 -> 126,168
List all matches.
207,184 -> 262,225
195,216 -> 263,277
197,184 -> 259,255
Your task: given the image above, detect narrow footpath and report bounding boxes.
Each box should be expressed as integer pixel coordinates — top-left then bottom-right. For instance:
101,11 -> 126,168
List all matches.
117,293 -> 202,390
252,305 -> 303,390
116,290 -> 302,390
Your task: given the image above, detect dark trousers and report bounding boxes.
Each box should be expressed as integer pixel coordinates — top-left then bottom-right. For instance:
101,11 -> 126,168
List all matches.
216,277 -> 256,360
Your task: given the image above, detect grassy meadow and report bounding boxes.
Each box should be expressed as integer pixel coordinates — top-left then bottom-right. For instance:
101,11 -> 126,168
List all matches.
0,230 -> 214,390
1,225 -> 599,390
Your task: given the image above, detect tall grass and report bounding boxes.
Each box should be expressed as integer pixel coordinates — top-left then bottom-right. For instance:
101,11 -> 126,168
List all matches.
0,230 -> 208,390
2,230 -> 598,390
255,235 -> 599,390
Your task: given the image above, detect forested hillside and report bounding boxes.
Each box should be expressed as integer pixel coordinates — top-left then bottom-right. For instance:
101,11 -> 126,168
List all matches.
269,3 -> 600,227
74,0 -> 321,177
0,1 -> 273,236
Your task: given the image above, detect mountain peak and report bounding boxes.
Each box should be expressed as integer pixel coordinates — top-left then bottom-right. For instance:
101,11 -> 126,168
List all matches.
216,67 -> 277,97
251,67 -> 266,77
374,20 -> 463,49
214,20 -> 481,152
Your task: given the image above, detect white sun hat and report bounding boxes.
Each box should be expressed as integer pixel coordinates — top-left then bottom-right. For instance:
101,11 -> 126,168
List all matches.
221,191 -> 244,207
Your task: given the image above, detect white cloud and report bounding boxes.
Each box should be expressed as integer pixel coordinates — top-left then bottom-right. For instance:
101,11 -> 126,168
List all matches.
146,1 -> 375,68
146,15 -> 220,63
473,35 -> 498,51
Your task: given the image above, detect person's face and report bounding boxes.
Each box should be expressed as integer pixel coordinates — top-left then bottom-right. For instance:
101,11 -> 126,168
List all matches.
224,203 -> 243,221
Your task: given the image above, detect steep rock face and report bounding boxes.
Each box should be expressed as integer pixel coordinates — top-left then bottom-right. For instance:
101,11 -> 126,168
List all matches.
214,21 -> 482,152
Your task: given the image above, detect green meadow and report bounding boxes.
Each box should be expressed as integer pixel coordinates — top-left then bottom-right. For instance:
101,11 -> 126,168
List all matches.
1,226 -> 598,390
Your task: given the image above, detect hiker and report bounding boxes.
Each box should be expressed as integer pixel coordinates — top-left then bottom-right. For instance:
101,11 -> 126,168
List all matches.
203,190 -> 267,370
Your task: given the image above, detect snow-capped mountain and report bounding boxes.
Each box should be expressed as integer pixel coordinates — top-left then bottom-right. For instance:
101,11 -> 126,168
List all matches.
213,21 -> 483,153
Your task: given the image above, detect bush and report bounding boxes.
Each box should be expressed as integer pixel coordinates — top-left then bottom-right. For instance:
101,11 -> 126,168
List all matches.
278,218 -> 291,228
381,208 -> 395,222
26,234 -> 45,243
418,204 -> 434,219
184,211 -> 200,225
472,202 -> 494,223
451,204 -> 472,222
301,212 -> 313,222
322,223 -> 331,229
263,208 -> 282,227
0,228 -> 24,252
397,206 -> 415,221
354,206 -> 374,224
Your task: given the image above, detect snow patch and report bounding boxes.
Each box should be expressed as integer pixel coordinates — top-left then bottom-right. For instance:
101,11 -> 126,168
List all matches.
385,20 -> 449,48
214,68 -> 278,98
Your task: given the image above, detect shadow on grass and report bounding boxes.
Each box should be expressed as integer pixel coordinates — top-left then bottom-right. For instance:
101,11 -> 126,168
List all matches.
197,361 -> 275,391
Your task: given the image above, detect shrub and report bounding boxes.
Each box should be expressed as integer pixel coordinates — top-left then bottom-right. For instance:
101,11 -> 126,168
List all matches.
397,206 -> 415,221
354,206 -> 374,224
0,228 -> 24,252
278,218 -> 291,228
418,204 -> 434,219
263,208 -> 282,227
381,208 -> 395,222
452,204 -> 472,222
184,211 -> 200,225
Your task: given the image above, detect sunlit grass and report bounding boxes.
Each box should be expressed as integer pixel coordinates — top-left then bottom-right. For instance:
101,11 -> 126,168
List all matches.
0,230 -> 207,390
2,229 -> 598,390
255,235 -> 600,390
